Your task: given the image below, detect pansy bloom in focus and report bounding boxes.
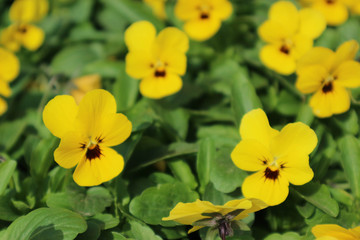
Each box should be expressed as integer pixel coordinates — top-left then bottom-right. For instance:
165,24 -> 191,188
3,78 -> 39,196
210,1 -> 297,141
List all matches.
125,21 -> 188,99
162,198 -> 267,239
43,89 -> 132,186
231,109 -> 317,206
296,40 -> 360,118
174,0 -> 232,41
144,0 -> 167,19
0,48 -> 20,115
312,224 -> 360,239
70,74 -> 101,104
258,1 -> 326,75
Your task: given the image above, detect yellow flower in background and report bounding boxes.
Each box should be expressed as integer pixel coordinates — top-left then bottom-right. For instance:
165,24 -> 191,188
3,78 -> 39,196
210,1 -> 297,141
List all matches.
174,0 -> 232,41
42,89 -> 132,186
144,0 -> 167,19
70,74 -> 101,104
162,198 -> 267,237
0,23 -> 45,52
296,40 -> 360,118
258,1 -> 326,75
346,0 -> 360,14
231,109 -> 317,206
312,224 -> 360,239
0,48 -> 20,115
10,0 -> 49,23
125,21 -> 189,99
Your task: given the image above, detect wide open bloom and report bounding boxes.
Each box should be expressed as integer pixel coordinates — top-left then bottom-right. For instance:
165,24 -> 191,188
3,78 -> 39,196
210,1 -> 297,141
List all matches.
295,40 -> 360,118
0,48 -> 20,115
312,224 -> 360,239
144,0 -> 167,19
258,1 -> 326,75
125,21 -> 188,99
162,198 -> 267,238
231,109 -> 317,206
10,0 -> 49,23
42,89 -> 132,186
70,74 -> 101,104
174,0 -> 232,41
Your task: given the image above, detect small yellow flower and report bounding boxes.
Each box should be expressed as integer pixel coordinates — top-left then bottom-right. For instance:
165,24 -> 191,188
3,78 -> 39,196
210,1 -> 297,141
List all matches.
42,89 -> 132,186
174,0 -> 232,41
258,1 -> 326,75
144,0 -> 167,19
10,0 -> 49,23
125,21 -> 189,99
346,0 -> 360,14
162,198 -> 267,237
70,74 -> 101,104
312,224 -> 360,240
231,109 -> 317,206
296,40 -> 360,118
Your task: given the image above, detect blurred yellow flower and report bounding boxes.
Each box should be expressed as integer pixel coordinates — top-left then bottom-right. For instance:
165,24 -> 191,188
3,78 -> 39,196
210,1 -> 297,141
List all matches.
174,0 -> 232,41
42,89 -> 132,186
144,0 -> 167,19
231,109 -> 317,206
258,1 -> 326,75
70,74 -> 101,104
162,198 -> 267,238
312,224 -> 360,239
296,40 -> 360,118
346,0 -> 360,14
10,0 -> 49,23
0,48 -> 20,115
125,21 -> 188,99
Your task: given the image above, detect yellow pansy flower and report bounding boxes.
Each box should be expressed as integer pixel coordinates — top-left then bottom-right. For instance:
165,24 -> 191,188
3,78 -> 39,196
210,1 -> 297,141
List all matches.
295,40 -> 360,118
10,0 -> 49,23
70,74 -> 101,104
144,0 -> 167,19
231,109 -> 317,206
162,198 -> 267,238
312,224 -> 360,240
125,21 -> 189,99
0,48 -> 20,115
174,0 -> 232,41
42,89 -> 132,186
346,0 -> 360,14
258,1 -> 326,75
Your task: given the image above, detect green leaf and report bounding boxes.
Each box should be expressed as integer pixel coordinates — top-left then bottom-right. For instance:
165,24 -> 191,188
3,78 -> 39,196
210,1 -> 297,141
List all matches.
276,90 -> 301,116
0,159 -> 17,196
295,103 -> 314,126
0,119 -> 27,151
0,190 -> 21,221
90,213 -> 120,230
129,182 -> 198,227
1,207 -> 87,240
264,232 -> 301,240
76,220 -> 101,240
168,159 -> 198,190
333,110 -> 359,135
197,138 -> 215,195
129,221 -> 162,240
338,135 -> 360,198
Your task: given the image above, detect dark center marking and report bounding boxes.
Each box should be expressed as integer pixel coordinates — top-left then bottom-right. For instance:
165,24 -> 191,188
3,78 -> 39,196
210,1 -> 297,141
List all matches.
280,45 -> 290,55
326,0 -> 335,4
86,144 -> 101,161
154,70 -> 166,77
200,12 -> 209,19
322,82 -> 333,93
264,167 -> 279,180
18,27 -> 27,33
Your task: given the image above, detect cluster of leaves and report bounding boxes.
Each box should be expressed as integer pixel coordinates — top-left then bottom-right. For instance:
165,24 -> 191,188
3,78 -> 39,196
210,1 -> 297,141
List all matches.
1,0 -> 360,239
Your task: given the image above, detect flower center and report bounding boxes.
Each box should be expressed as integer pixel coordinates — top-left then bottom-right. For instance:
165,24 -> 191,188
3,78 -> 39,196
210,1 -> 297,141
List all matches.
196,4 -> 212,20
326,0 -> 335,4
80,137 -> 103,161
151,60 -> 167,78
262,157 -> 285,181
321,75 -> 337,93
280,45 -> 290,55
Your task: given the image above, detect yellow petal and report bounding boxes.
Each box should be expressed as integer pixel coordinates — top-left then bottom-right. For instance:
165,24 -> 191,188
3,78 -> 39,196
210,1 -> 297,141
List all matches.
296,65 -> 328,94
125,51 -> 154,79
139,73 -> 182,99
211,0 -> 233,20
125,21 -> 156,52
259,44 -> 296,75
334,61 -> 360,88
312,1 -> 348,26
174,0 -> 202,20
10,0 -> 49,23
242,170 -> 289,206
183,18 -> 221,41
73,146 -> 124,186
70,90 -> 85,105
332,40 -> 359,70
16,24 -> 44,51
268,1 -> 299,37
0,48 -> 20,82
289,34 -> 313,60
240,108 -> 279,150
0,97 -> 7,116
188,226 -> 204,234
309,83 -> 350,118
271,122 -> 318,156
258,20 -> 289,43
155,27 -> 189,53
144,0 -> 167,19
297,47 -> 335,73
0,26 -> 21,52
218,199 -> 252,216
54,131 -> 87,169
312,224 -> 358,240
278,153 -> 314,185
298,8 -> 326,39
73,74 -> 101,93
233,198 -> 268,220
42,95 -> 79,138
0,80 -> 12,97
98,113 -> 132,147
231,139 -> 272,172
159,50 -> 187,76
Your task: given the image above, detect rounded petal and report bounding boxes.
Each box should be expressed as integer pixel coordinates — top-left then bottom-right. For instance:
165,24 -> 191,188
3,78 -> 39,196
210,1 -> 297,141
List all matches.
0,80 -> 12,97
99,113 -> 132,147
42,95 -> 79,138
313,1 -> 348,26
290,34 -> 313,60
160,51 -> 187,76
259,44 -> 296,75
240,108 -> 279,150
174,0 -> 202,20
211,0 -> 233,20
231,139 -> 272,172
54,131 -> 87,169
312,224 -> 357,239
0,26 -> 21,52
73,147 -> 124,186
258,20 -> 289,43
183,18 -> 221,41
16,24 -> 44,51
125,51 -> 154,79
233,198 -> 268,220
144,0 -> 167,19
155,27 -> 189,53
298,8 -> 326,39
73,74 -> 101,93
334,61 -> 360,88
278,153 -> 314,185
0,97 -> 7,116
139,73 -> 183,99
0,48 -> 20,82
332,40 -> 359,70
10,0 -> 49,22
296,65 -> 328,94
271,122 -> 318,156
242,171 -> 289,206
309,83 -> 350,118
297,47 -> 335,73
125,21 -> 156,52
268,1 -> 300,37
